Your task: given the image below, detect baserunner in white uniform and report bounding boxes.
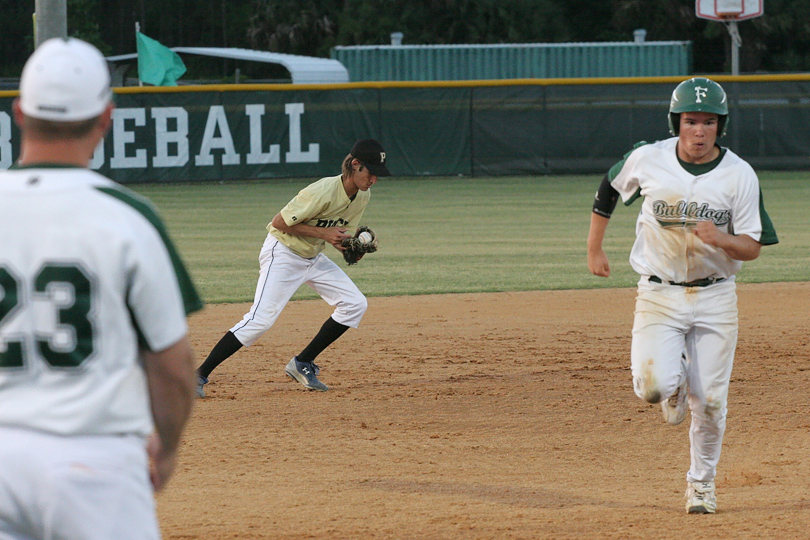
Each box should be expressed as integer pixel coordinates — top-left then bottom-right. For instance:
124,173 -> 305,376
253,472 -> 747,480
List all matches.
0,38 -> 203,540
587,77 -> 778,514
196,139 -> 390,395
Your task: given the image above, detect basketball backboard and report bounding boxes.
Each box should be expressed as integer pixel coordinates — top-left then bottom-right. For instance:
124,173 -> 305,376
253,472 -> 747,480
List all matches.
696,0 -> 763,21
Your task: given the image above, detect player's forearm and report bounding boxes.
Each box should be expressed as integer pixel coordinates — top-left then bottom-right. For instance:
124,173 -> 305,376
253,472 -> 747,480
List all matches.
715,232 -> 762,261
694,221 -> 762,261
587,212 -> 612,277
143,337 -> 196,455
290,223 -> 332,241
271,213 -> 329,240
587,212 -> 610,253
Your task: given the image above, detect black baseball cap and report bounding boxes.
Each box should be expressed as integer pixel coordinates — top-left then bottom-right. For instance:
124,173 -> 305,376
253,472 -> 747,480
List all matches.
350,139 -> 391,177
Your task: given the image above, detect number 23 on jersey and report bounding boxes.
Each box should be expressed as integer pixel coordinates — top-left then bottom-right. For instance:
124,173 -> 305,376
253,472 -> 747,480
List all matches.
0,263 -> 94,370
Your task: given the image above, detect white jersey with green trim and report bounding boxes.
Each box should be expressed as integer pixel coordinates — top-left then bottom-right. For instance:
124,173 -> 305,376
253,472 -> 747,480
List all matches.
609,137 -> 777,283
0,166 -> 202,438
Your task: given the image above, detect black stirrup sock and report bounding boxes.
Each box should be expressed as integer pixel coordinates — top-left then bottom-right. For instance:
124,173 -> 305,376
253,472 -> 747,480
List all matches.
197,331 -> 243,378
297,317 -> 350,363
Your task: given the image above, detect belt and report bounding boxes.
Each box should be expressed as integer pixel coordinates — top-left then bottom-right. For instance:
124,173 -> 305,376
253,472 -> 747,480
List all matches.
649,275 -> 725,287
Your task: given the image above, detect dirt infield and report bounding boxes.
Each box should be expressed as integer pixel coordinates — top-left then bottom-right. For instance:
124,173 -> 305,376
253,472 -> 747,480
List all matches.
159,282 -> 810,539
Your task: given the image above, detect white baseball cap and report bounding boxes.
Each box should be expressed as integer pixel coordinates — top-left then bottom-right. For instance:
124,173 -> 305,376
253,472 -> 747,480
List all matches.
19,37 -> 112,122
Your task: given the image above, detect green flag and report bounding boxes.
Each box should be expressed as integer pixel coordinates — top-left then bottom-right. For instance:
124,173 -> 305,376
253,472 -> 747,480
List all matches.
136,32 -> 186,86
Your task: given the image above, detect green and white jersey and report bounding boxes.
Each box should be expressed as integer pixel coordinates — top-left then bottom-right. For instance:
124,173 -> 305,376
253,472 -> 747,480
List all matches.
0,165 -> 202,438
610,137 -> 778,283
269,174 -> 370,258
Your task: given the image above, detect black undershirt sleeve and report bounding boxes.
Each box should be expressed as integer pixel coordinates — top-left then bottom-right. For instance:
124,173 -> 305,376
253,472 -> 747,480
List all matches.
592,174 -> 620,218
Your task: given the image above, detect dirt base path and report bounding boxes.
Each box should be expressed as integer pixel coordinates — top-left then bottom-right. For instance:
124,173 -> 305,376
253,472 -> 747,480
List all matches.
158,282 -> 810,539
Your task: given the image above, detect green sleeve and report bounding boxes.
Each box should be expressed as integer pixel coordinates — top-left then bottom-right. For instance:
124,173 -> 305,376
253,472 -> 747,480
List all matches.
607,141 -> 648,206
757,188 -> 779,246
96,186 -> 204,315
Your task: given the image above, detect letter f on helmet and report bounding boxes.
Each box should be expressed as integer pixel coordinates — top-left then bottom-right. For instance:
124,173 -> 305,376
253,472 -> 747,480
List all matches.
668,77 -> 729,136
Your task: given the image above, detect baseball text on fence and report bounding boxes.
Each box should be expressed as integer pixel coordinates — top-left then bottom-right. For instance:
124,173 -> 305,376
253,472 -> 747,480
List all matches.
0,102 -> 319,170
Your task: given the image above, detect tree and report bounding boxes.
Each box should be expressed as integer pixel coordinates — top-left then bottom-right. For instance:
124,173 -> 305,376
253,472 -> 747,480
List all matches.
334,0 -> 572,46
247,0 -> 341,57
746,0 -> 810,71
68,0 -> 110,54
3,0 -> 810,80
0,0 -> 36,77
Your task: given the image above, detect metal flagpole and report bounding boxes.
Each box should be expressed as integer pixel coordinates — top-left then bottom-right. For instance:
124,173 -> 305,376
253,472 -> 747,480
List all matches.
136,22 -> 143,87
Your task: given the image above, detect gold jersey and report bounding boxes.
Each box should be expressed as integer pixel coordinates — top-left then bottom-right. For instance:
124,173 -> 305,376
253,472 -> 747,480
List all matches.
269,174 -> 370,258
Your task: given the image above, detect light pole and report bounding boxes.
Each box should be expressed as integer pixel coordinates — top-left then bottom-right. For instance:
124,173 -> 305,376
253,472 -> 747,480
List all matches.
34,0 -> 67,47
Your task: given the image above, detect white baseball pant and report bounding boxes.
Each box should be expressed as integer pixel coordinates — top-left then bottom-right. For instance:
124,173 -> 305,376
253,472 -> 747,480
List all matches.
0,426 -> 159,540
230,236 -> 367,347
630,276 -> 738,483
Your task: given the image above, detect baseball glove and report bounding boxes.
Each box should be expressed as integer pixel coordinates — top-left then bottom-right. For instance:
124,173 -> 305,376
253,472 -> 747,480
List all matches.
341,225 -> 378,265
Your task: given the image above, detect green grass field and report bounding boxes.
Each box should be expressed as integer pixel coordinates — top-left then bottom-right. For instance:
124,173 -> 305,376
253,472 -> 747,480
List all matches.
133,172 -> 810,304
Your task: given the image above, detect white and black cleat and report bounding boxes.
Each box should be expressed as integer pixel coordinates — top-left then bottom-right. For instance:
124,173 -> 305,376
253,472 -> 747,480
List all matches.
285,357 -> 328,391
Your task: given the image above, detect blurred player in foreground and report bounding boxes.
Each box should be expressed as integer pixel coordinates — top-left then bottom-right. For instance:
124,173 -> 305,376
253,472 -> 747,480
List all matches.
196,139 -> 390,395
0,38 -> 203,540
587,77 -> 778,514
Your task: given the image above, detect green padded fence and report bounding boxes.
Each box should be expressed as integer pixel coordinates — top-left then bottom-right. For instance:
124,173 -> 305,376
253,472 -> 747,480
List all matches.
1,75 -> 809,183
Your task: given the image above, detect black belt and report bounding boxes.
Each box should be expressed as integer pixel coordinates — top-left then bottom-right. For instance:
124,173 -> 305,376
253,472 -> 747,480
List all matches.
649,275 -> 725,287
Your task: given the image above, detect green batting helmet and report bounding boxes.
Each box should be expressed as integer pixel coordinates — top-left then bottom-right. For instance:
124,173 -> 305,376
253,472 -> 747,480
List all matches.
668,77 -> 728,137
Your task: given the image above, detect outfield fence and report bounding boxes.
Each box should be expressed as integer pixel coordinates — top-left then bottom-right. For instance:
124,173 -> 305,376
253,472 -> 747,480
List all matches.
1,74 -> 809,183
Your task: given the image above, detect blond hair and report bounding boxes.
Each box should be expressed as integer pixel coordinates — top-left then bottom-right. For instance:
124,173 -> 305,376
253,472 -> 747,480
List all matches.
341,153 -> 356,178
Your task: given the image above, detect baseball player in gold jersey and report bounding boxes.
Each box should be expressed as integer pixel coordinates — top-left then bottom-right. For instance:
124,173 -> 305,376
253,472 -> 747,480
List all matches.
197,139 -> 390,395
588,77 -> 778,514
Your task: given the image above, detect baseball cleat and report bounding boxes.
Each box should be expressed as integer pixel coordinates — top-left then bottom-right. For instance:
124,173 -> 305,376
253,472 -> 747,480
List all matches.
285,357 -> 328,391
685,481 -> 716,514
196,375 -> 208,398
661,379 -> 688,425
